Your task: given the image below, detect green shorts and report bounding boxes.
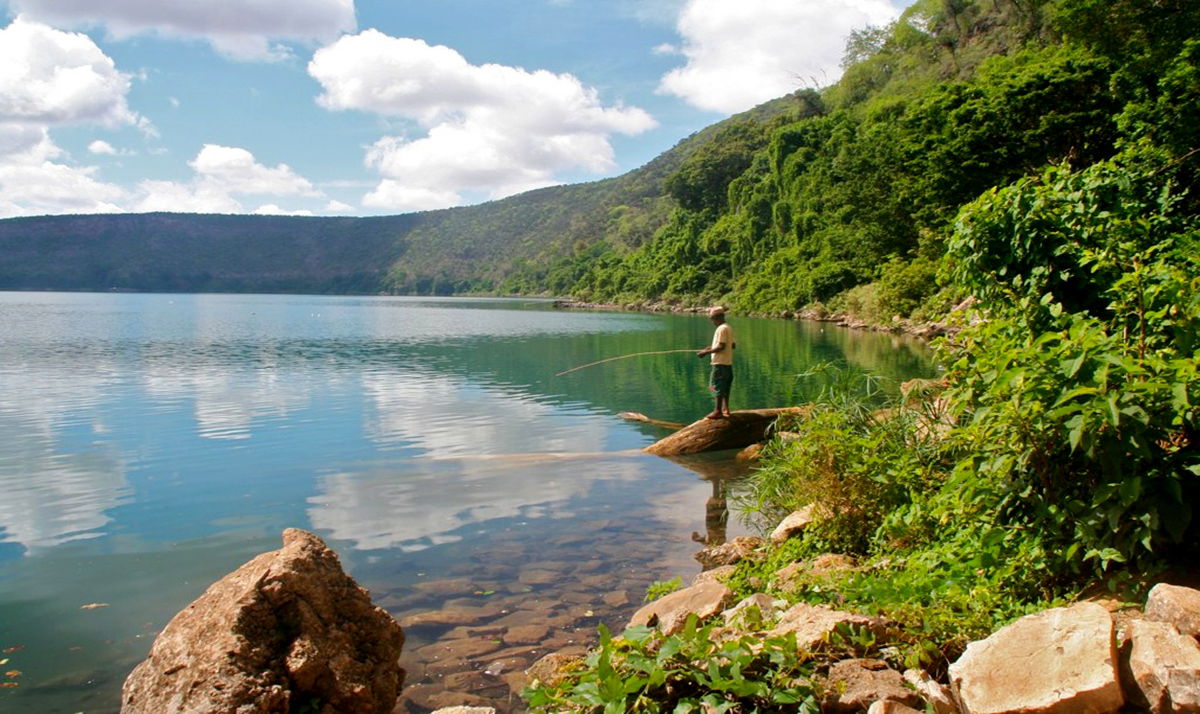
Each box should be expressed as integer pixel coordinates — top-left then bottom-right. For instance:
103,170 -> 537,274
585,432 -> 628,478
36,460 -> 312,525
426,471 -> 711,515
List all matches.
710,364 -> 733,398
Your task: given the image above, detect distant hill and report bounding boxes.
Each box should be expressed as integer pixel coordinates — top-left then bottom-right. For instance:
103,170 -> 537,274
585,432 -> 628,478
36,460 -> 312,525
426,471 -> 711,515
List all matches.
0,94 -> 806,296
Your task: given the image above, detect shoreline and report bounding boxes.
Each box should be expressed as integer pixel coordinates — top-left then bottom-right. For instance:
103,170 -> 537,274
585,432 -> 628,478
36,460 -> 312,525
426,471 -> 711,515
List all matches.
550,299 -> 958,341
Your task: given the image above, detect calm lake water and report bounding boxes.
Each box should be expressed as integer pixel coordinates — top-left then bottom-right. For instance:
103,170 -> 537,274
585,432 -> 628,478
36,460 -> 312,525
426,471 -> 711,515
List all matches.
0,292 -> 934,713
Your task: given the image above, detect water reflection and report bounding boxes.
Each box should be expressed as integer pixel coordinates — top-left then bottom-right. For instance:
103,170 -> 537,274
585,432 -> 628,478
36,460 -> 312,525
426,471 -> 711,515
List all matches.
0,292 -> 935,713
0,370 -> 132,551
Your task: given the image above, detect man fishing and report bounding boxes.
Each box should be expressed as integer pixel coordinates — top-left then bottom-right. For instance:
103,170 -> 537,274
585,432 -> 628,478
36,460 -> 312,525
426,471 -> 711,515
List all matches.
696,306 -> 735,419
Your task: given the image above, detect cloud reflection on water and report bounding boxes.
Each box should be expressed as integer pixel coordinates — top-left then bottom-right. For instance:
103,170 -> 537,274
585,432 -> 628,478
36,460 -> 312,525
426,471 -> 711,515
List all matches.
308,369 -> 650,550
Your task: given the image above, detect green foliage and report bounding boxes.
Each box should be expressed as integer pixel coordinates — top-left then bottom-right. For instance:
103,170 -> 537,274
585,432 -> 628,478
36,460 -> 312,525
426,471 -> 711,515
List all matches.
943,155 -> 1200,574
523,621 -> 820,713
643,577 -> 683,604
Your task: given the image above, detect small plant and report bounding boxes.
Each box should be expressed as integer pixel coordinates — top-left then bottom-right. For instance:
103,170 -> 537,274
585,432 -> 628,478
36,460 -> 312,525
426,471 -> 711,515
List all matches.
523,619 -> 821,713
643,576 -> 683,603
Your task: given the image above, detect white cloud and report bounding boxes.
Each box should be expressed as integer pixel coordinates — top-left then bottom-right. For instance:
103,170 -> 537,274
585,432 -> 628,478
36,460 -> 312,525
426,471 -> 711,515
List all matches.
134,143 -> 322,213
309,30 -> 656,211
0,124 -> 127,216
253,203 -> 314,216
0,17 -> 139,126
652,42 -> 678,55
9,0 -> 357,61
324,199 -> 353,212
659,0 -> 901,114
189,143 -> 319,197
87,139 -> 117,154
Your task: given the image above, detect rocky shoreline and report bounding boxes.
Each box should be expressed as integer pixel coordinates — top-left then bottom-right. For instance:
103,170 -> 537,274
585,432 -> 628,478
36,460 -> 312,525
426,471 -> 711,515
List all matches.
120,524 -> 1200,714
550,299 -> 965,342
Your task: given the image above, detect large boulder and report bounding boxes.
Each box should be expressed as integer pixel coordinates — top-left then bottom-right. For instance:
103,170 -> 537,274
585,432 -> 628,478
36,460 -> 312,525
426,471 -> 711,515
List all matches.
1121,618 -> 1200,713
948,602 -> 1123,714
627,581 -> 735,635
1146,583 -> 1200,639
121,529 -> 404,714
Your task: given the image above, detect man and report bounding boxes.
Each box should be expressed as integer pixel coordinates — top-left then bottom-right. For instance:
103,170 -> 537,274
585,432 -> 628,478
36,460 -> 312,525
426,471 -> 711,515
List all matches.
696,306 -> 735,419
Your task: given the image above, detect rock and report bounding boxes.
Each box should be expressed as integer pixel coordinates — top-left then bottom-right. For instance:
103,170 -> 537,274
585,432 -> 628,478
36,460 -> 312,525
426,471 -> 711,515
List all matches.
770,505 -> 820,544
412,577 -> 480,597
1121,618 -> 1200,713
1146,584 -> 1200,639
602,590 -> 630,608
868,700 -> 925,714
525,652 -> 583,688
628,581 -> 735,635
694,536 -> 762,571
948,602 -> 1123,714
767,602 -> 887,650
722,593 -> 783,630
692,564 -> 737,586
823,659 -> 923,713
773,554 -> 856,590
429,708 -> 496,714
809,553 -> 857,576
399,605 -> 504,629
121,529 -> 403,714
737,443 -> 763,462
503,624 -> 549,645
415,637 -> 503,662
903,668 -> 958,714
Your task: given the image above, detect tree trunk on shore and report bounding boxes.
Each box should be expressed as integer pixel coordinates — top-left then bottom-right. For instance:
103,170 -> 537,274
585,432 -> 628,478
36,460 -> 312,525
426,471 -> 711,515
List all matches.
643,407 -> 805,457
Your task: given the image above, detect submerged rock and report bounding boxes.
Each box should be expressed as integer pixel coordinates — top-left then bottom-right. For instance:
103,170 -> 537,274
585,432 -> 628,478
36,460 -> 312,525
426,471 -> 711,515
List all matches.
120,529 -> 404,714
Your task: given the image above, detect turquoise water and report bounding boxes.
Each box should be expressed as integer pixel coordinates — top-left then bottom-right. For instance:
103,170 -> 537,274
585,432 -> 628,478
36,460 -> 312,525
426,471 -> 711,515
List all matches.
0,292 -> 933,712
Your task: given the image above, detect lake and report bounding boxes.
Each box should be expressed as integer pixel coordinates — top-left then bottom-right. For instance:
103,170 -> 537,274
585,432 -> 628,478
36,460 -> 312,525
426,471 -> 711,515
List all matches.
0,292 -> 934,713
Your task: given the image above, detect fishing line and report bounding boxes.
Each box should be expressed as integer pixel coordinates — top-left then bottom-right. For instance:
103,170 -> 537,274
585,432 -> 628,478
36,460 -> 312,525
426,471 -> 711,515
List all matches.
555,349 -> 697,377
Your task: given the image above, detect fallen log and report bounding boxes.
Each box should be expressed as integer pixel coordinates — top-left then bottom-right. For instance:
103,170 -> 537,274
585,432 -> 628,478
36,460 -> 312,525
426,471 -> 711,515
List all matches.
643,407 -> 807,457
617,412 -> 687,431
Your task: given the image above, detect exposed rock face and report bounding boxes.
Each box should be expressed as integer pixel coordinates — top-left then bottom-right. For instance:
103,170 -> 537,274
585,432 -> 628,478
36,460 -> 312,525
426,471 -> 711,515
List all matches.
767,602 -> 888,650
121,529 -> 404,714
1121,618 -> 1200,713
868,701 -> 925,714
822,659 -> 923,713
627,581 -> 735,635
694,536 -> 762,570
1146,584 -> 1200,639
948,602 -> 1123,714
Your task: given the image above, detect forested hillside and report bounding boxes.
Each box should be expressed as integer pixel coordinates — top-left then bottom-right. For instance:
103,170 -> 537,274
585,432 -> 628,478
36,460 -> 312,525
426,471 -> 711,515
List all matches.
513,0 -> 1198,323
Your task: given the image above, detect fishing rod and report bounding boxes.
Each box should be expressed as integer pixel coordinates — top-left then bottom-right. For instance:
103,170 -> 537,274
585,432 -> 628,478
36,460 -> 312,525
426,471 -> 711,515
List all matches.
555,349 -> 697,377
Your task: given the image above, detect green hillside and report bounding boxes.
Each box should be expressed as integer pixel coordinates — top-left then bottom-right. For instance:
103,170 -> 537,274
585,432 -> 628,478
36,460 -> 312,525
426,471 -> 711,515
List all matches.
0,93 -> 802,296
520,0 -> 1199,320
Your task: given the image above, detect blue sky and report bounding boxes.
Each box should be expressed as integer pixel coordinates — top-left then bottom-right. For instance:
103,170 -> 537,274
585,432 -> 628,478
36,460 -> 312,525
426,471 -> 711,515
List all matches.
0,0 -> 912,218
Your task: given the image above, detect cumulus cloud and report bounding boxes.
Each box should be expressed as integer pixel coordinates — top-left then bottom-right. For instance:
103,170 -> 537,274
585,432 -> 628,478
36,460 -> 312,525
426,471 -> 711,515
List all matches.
659,0 -> 901,114
308,30 -> 656,211
8,0 -> 357,61
134,143 -> 322,213
87,139 -> 123,155
0,125 -> 127,216
0,17 -> 139,126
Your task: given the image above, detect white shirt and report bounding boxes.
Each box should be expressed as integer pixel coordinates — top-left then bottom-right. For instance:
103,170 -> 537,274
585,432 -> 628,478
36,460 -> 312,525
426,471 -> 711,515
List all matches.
710,323 -> 734,366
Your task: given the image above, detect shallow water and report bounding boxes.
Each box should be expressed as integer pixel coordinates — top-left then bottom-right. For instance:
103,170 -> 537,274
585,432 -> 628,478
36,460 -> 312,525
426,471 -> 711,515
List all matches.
0,292 -> 934,712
